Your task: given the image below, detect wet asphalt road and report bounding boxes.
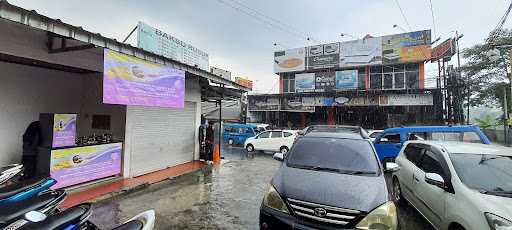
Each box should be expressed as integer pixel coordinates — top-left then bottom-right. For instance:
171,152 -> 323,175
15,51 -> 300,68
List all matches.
89,145 -> 434,230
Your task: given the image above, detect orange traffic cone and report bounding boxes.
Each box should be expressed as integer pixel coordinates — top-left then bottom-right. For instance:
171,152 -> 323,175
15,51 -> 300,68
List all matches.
213,144 -> 220,163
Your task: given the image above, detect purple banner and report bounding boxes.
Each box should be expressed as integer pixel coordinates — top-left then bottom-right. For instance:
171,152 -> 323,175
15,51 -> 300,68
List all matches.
52,114 -> 76,148
103,49 -> 185,108
50,143 -> 122,189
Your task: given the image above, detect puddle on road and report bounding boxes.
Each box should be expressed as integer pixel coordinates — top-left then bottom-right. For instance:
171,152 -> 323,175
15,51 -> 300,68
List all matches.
90,147 -> 281,230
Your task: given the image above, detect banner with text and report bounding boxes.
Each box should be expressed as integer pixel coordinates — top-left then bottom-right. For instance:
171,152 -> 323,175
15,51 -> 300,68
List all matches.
103,49 -> 185,108
52,114 -> 76,148
306,43 -> 340,70
335,70 -> 358,89
274,48 -> 306,73
295,73 -> 315,92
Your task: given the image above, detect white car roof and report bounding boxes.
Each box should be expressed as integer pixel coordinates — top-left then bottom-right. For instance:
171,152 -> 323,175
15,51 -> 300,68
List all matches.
407,141 -> 512,156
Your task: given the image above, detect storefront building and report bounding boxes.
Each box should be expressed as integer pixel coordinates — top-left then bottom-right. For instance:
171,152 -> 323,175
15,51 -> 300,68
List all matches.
249,31 -> 443,129
0,1 -> 247,187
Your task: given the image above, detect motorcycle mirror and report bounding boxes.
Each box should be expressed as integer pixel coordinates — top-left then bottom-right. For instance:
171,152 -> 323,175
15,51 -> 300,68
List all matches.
25,211 -> 47,223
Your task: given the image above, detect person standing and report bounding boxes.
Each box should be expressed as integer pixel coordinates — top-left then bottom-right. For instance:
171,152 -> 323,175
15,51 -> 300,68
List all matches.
205,121 -> 215,161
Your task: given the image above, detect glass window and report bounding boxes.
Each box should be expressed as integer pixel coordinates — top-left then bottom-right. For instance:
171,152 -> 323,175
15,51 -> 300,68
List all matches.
419,150 -> 445,177
407,132 -> 427,141
290,79 -> 295,92
450,153 -> 512,193
283,132 -> 293,137
246,128 -> 255,134
369,131 -> 382,138
378,133 -> 401,144
383,73 -> 393,89
406,71 -> 419,89
463,132 -> 481,143
358,68 -> 366,89
370,74 -> 382,89
270,131 -> 282,138
383,66 -> 393,73
287,137 -> 378,174
370,66 -> 382,74
405,63 -> 420,71
394,72 -> 405,89
404,144 -> 424,166
258,132 -> 270,138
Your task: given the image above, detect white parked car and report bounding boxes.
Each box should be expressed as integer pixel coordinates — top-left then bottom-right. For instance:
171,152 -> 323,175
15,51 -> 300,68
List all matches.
392,141 -> 512,230
244,130 -> 297,154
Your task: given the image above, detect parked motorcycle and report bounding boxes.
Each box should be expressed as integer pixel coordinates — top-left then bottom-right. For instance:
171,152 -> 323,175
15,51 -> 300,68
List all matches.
0,177 -> 57,205
20,203 -> 155,230
1,189 -> 66,230
0,164 -> 24,185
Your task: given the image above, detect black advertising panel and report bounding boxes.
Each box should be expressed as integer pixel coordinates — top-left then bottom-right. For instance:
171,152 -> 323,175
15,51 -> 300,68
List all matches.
306,43 -> 340,70
315,72 -> 336,92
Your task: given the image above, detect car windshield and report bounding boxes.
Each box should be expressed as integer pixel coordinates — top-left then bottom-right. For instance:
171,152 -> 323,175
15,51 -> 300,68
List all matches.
449,153 -> 512,193
286,137 -> 378,175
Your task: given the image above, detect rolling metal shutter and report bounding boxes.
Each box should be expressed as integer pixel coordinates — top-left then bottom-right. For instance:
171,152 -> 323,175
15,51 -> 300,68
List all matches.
127,102 -> 196,177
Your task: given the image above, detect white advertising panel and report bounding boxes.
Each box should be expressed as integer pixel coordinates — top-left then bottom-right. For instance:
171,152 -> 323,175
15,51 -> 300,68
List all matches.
211,66 -> 231,81
340,37 -> 382,67
295,73 -> 315,92
379,94 -> 433,106
137,21 -> 209,71
274,48 -> 306,73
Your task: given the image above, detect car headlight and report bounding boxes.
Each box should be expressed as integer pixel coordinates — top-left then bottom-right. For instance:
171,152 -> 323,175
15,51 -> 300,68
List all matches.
356,201 -> 398,230
262,185 -> 289,214
485,213 -> 512,230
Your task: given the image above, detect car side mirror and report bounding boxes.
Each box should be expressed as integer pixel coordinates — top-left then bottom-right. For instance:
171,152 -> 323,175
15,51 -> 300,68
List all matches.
273,153 -> 284,161
384,162 -> 400,173
425,173 -> 445,189
25,211 -> 47,223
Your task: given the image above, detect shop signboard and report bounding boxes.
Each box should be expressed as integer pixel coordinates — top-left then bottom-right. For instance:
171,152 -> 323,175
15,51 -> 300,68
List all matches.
345,96 -> 379,106
382,30 -> 432,64
379,94 -> 434,106
235,76 -> 253,90
431,38 -> 456,62
340,37 -> 383,67
335,70 -> 358,89
248,96 -> 280,111
103,49 -> 186,108
307,43 -> 340,70
137,22 -> 209,71
211,66 -> 232,81
274,48 -> 306,73
315,72 -> 336,92
52,114 -> 76,148
281,96 -> 315,112
295,73 -> 315,92
50,143 -> 122,189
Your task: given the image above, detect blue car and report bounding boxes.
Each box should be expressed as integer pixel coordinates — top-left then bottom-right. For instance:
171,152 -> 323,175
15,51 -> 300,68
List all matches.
373,125 -> 491,163
223,123 -> 257,145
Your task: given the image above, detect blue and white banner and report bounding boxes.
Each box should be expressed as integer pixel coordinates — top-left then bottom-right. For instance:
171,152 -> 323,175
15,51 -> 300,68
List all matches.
335,70 -> 358,89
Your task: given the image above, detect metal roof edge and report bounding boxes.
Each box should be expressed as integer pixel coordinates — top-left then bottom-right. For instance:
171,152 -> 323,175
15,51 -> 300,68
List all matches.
0,0 -> 249,92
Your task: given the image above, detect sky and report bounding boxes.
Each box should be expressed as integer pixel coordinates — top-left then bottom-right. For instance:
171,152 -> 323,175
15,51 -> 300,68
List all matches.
9,0 -> 512,93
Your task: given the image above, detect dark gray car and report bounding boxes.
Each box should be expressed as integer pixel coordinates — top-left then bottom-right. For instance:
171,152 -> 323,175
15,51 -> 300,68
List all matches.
259,132 -> 399,230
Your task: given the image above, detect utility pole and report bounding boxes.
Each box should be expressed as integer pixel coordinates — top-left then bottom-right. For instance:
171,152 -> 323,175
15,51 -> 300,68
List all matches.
504,87 -> 509,146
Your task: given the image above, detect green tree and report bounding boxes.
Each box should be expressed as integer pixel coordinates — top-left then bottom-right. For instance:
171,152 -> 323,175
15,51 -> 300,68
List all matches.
474,114 -> 496,129
462,29 -> 512,113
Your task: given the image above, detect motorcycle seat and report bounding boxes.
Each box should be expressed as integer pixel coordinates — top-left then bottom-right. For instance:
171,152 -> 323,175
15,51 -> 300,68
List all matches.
112,220 -> 144,230
0,190 -> 64,225
20,203 -> 91,230
0,177 -> 49,200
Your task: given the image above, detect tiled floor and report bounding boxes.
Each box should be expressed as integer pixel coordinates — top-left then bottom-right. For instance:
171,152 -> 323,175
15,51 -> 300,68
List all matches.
60,161 -> 207,209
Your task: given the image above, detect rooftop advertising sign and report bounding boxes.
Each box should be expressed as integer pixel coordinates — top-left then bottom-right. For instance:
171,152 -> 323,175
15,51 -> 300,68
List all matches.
340,37 -> 382,67
382,30 -> 432,64
137,22 -> 209,71
274,48 -> 306,73
306,43 -> 340,70
103,49 -> 186,108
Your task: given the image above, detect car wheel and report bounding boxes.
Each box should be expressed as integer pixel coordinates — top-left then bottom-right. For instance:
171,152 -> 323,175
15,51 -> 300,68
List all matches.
393,177 -> 406,206
228,139 -> 234,145
280,146 -> 289,154
246,144 -> 254,152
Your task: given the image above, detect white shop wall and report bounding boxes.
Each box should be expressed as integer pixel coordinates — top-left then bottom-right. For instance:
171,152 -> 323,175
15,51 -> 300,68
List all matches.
0,62 -> 83,165
123,76 -> 202,177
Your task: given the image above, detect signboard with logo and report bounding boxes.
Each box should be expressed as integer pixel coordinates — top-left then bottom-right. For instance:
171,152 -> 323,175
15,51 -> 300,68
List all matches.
382,30 -> 432,64
274,48 -> 306,73
281,97 -> 315,112
315,72 -> 336,91
431,38 -> 456,62
340,37 -> 382,67
211,66 -> 232,81
307,43 -> 340,70
103,49 -> 186,108
235,76 -> 253,90
137,22 -> 209,71
335,70 -> 358,89
50,143 -> 122,189
379,94 -> 434,106
248,96 -> 280,111
295,73 -> 315,92
52,114 -> 77,148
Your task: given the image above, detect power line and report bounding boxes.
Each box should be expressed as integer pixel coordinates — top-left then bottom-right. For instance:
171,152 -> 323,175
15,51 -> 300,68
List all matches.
215,0 -> 321,44
427,0 -> 437,38
393,0 -> 412,31
490,0 -> 512,43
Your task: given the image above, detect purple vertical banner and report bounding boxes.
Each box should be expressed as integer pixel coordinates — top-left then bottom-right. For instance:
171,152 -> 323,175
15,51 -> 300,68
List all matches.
52,114 -> 76,148
103,49 -> 186,108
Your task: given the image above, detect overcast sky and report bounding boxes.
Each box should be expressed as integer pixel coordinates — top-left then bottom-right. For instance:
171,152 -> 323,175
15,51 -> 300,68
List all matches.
10,0 -> 512,93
